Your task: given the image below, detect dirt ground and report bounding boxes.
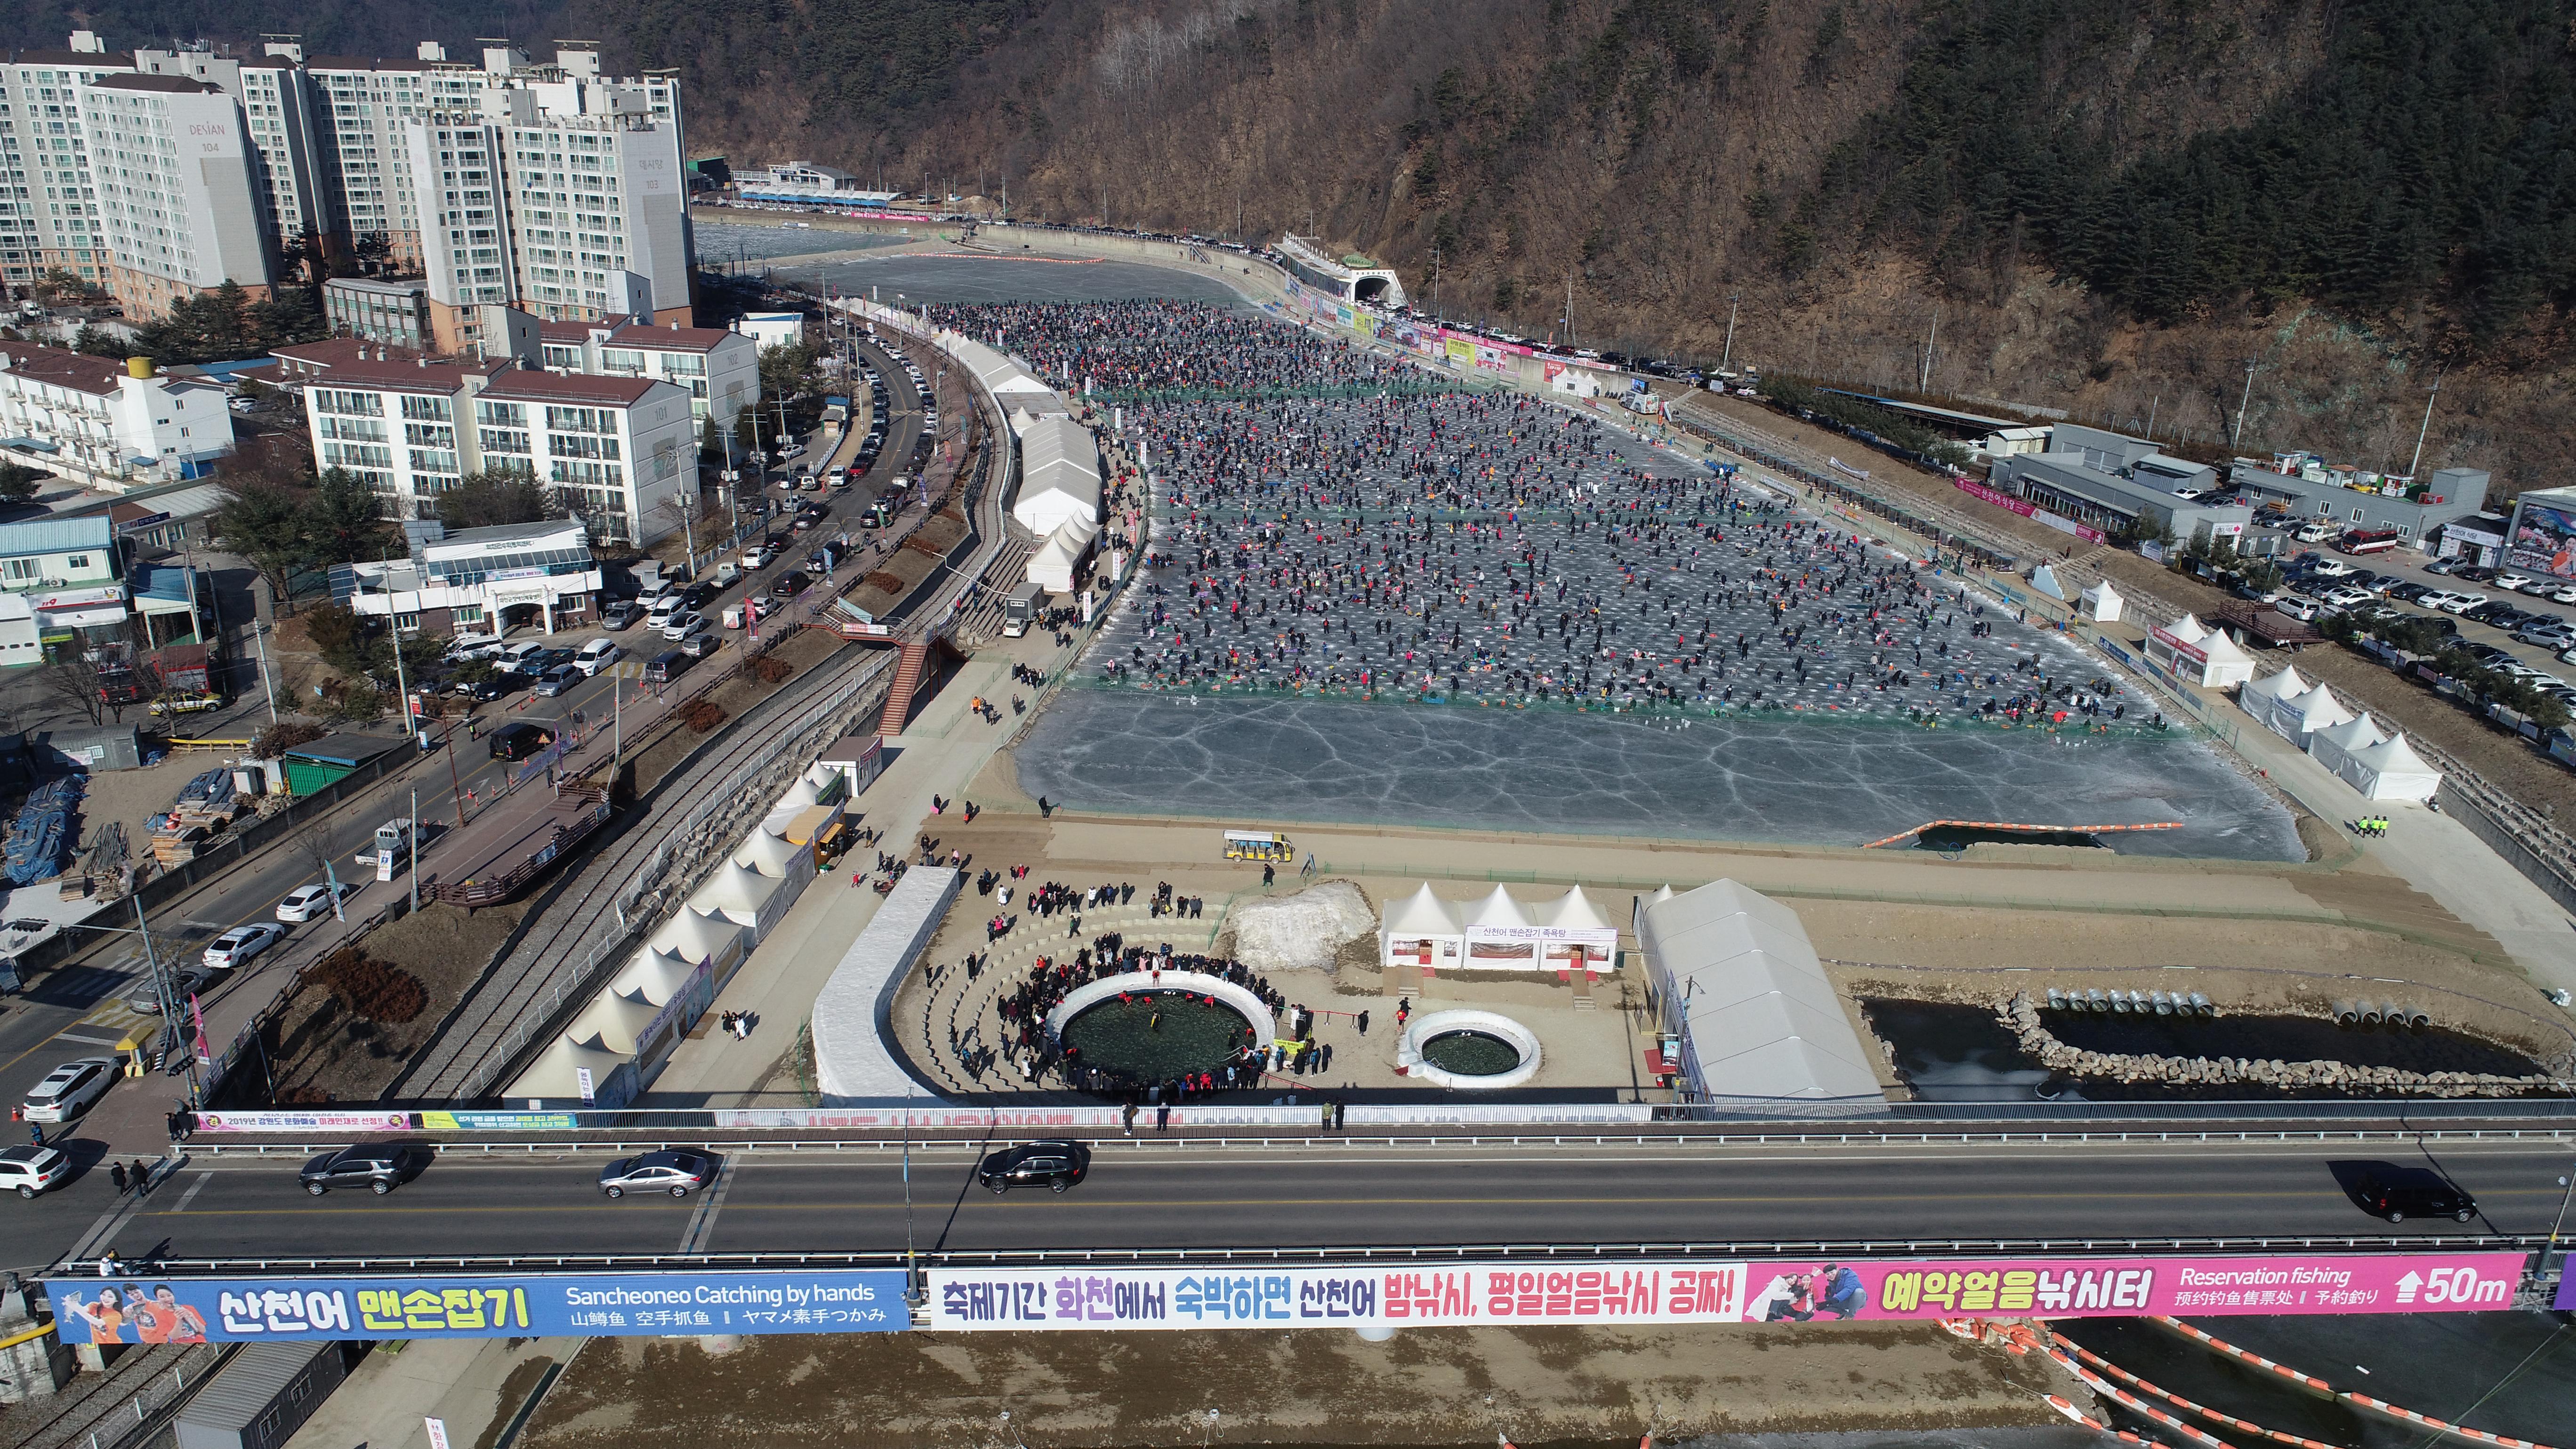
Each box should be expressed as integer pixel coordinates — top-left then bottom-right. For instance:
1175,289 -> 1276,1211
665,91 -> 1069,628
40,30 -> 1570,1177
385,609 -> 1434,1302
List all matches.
522,1323 -> 2070,1449
261,899 -> 528,1102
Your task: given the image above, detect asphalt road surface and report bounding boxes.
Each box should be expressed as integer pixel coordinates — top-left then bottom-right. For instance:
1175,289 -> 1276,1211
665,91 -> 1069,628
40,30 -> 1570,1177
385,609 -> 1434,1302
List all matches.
50,1138 -> 2571,1268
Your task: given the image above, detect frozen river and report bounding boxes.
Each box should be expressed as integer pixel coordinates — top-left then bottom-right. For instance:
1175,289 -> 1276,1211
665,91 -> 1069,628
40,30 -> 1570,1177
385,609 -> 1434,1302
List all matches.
1017,690 -> 2302,860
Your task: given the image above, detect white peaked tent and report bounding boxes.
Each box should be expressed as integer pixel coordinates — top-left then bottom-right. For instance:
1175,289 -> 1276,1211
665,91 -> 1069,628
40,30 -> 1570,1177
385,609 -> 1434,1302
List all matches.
2347,733 -> 2443,801
2309,712 -> 2389,784
1024,516 -> 1101,593
1542,886 -> 1610,930
1379,882 -> 1465,967
2272,684 -> 2355,749
693,860 -> 785,939
2239,666 -> 2309,731
762,778 -> 824,835
1462,884 -> 1535,967
649,906 -> 747,976
506,1031 -> 632,1106
2081,579 -> 2125,623
734,826 -> 803,877
612,945 -> 699,1008
570,986 -> 661,1056
1634,879 -> 1886,1115
2147,612 -> 2256,687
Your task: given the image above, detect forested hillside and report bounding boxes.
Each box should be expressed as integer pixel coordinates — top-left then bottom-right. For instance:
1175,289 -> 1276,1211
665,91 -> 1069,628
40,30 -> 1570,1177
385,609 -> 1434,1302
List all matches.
16,0 -> 2576,487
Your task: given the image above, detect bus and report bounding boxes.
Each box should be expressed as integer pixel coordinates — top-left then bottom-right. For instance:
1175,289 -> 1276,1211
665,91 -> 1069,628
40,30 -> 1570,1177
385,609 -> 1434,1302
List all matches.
1222,829 -> 1293,862
2338,525 -> 2402,556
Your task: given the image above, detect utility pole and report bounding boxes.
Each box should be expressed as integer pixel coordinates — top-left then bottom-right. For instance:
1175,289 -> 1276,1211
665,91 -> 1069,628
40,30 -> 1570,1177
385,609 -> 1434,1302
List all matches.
2406,368 -> 2445,481
1562,273 -> 1575,347
2233,356 -> 2260,449
408,785 -> 419,914
2145,393 -> 2160,441
1720,293 -> 1741,371
250,618 -> 279,725
1431,249 -> 1442,322
1919,306 -> 1939,393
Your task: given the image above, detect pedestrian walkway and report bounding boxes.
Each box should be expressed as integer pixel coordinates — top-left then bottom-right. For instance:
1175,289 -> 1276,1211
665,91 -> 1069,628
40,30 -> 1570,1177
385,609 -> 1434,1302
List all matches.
637,636 -> 1052,1105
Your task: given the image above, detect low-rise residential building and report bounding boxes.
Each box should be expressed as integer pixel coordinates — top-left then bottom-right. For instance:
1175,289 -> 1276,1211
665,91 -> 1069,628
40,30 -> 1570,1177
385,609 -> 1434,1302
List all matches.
2226,454 -> 2490,544
537,319 -> 758,430
335,517 -> 599,636
0,516 -> 128,660
272,342 -> 696,544
0,346 -> 235,493
731,162 -> 898,207
1987,424 -> 2251,545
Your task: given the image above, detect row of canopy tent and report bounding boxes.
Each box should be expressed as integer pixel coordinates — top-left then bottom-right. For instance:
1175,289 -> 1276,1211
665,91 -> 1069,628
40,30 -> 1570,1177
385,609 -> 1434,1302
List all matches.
2143,612 -> 2257,688
2238,666 -> 2443,801
505,763 -> 847,1107
910,312 -> 1111,596
1379,883 -> 1618,970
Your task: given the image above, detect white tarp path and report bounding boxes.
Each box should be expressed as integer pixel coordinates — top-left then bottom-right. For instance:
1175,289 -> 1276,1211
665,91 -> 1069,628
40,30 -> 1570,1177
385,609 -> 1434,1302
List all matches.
814,864 -> 964,1102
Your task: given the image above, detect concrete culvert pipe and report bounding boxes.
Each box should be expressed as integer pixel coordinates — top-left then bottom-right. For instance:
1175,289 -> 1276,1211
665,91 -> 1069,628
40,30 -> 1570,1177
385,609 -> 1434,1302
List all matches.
2046,988 -> 2068,1010
2111,991 -> 2131,1013
2334,1000 -> 2360,1026
2406,1006 -> 2432,1030
2086,989 -> 2109,1011
2188,991 -> 2214,1015
2360,1000 -> 2384,1026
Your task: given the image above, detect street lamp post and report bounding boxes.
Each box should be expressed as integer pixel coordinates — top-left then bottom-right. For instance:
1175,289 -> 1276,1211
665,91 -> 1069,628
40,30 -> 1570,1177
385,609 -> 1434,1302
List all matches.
65,901 -> 201,1099
1721,293 -> 1741,372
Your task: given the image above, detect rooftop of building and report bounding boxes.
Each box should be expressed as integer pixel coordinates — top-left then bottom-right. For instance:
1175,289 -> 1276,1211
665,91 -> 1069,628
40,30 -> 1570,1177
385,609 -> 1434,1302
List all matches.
479,370 -> 663,406
0,516 -> 115,554
322,276 -> 432,297
430,518 -> 594,553
269,338 -> 431,372
5,49 -> 139,66
85,72 -> 222,94
0,345 -> 135,397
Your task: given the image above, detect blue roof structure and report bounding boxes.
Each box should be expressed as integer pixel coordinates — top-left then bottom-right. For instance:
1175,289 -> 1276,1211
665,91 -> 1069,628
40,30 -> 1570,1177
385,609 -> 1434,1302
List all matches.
0,515 -> 113,555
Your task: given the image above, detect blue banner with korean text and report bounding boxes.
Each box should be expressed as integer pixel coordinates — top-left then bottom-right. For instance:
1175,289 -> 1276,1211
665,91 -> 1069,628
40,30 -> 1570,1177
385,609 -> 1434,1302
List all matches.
46,1270 -> 909,1344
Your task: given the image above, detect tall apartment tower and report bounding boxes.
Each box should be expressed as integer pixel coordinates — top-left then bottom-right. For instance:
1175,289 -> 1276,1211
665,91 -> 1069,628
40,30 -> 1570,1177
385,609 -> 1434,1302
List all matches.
0,35 -> 137,293
76,74 -> 276,316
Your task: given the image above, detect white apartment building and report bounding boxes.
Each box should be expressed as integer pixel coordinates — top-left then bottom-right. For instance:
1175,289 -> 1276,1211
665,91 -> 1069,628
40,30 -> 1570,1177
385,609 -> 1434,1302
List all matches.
0,346 -> 235,492
286,347 -> 694,544
4,34 -> 694,330
0,38 -> 134,291
539,319 -> 757,429
77,73 -> 276,318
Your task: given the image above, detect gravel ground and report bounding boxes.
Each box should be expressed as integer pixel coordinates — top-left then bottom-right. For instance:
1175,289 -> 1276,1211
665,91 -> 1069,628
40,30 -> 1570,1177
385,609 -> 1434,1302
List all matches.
523,1321 -> 2070,1449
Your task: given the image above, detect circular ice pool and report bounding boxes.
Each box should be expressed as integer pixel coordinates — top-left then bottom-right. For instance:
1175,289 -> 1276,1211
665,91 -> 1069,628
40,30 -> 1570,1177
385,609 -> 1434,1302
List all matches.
1397,1010 -> 1541,1090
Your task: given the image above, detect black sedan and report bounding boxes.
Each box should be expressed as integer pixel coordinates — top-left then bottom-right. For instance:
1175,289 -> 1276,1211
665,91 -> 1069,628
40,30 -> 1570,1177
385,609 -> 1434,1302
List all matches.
2350,1165 -> 2476,1224
597,1149 -> 723,1198
975,1139 -> 1091,1194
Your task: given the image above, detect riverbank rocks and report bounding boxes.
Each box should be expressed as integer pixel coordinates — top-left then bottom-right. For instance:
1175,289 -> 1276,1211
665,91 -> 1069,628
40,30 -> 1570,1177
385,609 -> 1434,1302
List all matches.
1228,878 -> 1374,972
1996,993 -> 2562,1097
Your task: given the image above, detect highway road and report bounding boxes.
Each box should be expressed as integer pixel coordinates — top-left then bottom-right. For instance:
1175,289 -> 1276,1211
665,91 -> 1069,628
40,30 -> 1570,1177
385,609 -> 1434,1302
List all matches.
26,1137 -> 2568,1269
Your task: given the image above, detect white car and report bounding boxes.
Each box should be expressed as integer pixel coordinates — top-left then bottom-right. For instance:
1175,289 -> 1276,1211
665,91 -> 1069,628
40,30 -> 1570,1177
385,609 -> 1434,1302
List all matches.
275,883 -> 353,922
573,639 -> 624,676
0,1144 -> 70,1198
661,610 -> 708,641
2318,586 -> 2372,609
202,921 -> 285,968
2274,596 -> 2322,622
2308,560 -> 2357,579
2493,573 -> 2536,593
499,641 -> 549,670
21,1057 -> 115,1124
2434,591 -> 2492,614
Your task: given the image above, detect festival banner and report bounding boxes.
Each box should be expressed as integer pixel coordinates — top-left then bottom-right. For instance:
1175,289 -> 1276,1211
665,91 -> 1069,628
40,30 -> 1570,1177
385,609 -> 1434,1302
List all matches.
927,1262 -> 1749,1331
1739,1253 -> 2527,1322
48,1270 -> 909,1344
192,1110 -> 415,1134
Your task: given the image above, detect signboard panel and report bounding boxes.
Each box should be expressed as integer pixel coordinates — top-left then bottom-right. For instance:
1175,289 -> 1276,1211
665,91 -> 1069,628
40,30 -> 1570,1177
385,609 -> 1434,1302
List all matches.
48,1270 -> 908,1343
2507,499 -> 2576,578
928,1262 -> 1748,1331
1739,1253 -> 2526,1322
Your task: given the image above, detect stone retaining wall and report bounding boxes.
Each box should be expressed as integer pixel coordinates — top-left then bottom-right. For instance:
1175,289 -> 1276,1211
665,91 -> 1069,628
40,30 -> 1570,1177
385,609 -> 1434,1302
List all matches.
1997,993 -> 2561,1097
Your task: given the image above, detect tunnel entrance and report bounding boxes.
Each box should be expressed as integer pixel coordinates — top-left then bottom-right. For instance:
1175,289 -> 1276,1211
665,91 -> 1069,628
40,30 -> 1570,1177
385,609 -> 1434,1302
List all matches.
1354,275 -> 1394,305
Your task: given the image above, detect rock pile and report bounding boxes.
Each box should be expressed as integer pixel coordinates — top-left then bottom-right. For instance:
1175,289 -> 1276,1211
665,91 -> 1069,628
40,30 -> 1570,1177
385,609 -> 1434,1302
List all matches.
1996,993 -> 2562,1097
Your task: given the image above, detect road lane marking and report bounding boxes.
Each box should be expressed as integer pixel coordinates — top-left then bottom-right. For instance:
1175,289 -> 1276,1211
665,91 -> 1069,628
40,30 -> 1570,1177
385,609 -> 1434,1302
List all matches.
174,1171 -> 212,1212
679,1160 -> 740,1252
51,1032 -> 130,1047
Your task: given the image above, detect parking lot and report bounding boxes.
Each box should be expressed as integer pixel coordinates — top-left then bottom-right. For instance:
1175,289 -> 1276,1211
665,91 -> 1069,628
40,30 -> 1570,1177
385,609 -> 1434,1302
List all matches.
2262,534 -> 2576,714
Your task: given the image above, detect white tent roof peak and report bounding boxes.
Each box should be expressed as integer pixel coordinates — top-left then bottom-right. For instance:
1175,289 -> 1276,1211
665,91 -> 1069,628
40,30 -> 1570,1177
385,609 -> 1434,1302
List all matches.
1462,885 -> 1528,930
1384,883 -> 1463,935
1544,886 -> 1610,932
2357,733 -> 2438,772
2314,713 -> 2387,751
2246,666 -> 2309,703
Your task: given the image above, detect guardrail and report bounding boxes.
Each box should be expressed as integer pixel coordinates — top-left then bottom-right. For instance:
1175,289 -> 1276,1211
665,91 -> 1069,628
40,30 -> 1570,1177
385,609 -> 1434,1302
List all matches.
423,788 -> 614,909
78,1232 -> 2564,1279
